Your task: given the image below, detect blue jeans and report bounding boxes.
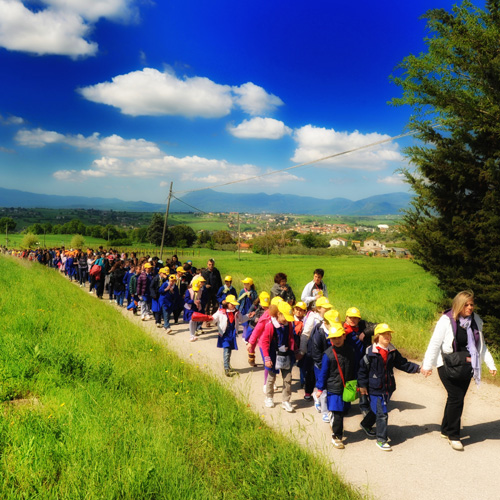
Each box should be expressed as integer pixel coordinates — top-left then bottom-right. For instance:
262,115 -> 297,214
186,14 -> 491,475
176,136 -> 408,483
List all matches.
360,394 -> 389,443
223,347 -> 232,370
115,293 -> 124,306
162,307 -> 171,329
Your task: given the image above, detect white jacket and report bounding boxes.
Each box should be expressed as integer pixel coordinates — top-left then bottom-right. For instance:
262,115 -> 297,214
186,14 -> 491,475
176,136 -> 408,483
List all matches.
212,309 -> 249,336
301,280 -> 328,306
422,313 -> 496,371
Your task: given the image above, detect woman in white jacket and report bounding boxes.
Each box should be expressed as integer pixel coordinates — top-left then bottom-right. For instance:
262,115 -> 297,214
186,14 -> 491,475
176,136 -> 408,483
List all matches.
422,290 -> 497,451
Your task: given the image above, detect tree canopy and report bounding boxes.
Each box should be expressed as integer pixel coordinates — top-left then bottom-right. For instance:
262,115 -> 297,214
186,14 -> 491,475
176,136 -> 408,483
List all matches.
392,0 -> 500,346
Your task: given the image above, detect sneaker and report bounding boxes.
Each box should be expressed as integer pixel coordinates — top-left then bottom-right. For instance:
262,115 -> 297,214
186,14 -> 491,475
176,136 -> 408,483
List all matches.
322,413 -> 330,423
440,433 -> 448,439
189,337 -> 198,342
360,423 -> 376,437
156,324 -> 162,328
281,401 -> 293,413
332,437 -> 344,449
165,328 -> 173,335
274,384 -> 278,391
303,393 -> 313,401
449,439 -> 464,451
225,369 -> 236,377
313,393 -> 321,413
265,398 -> 274,408
375,441 -> 392,451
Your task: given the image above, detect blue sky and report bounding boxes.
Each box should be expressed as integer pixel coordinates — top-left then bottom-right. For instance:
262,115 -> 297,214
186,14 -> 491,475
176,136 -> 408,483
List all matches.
0,0 -> 469,205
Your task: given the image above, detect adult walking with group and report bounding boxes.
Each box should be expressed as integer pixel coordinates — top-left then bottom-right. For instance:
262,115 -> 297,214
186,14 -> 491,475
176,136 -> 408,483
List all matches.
421,290 -> 497,450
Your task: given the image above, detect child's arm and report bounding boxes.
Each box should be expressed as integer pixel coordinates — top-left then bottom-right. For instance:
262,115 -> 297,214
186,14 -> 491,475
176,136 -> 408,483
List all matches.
357,355 -> 369,395
394,350 -> 421,374
315,353 -> 330,395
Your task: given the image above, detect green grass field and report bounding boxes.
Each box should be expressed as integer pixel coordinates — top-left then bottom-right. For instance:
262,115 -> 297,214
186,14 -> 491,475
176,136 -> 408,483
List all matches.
0,256 -> 360,499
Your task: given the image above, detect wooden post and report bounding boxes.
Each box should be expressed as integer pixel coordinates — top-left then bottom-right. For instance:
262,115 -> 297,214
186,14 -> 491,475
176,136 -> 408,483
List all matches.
160,182 -> 173,261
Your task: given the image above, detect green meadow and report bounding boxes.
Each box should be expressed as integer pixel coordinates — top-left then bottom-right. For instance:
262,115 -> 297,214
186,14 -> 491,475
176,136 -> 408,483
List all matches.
0,256 -> 359,499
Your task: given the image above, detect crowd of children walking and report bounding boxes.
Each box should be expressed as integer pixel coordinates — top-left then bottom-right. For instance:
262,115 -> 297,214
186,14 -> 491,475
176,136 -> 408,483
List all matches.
12,246 -> 495,452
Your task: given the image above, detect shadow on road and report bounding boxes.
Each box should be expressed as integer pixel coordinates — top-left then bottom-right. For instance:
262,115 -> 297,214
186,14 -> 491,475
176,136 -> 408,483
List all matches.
462,419 -> 500,444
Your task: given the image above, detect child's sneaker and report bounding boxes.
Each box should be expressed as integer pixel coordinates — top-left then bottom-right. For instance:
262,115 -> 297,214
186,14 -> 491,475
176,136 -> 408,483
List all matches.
281,401 -> 293,413
265,397 -> 274,408
303,393 -> 312,401
360,423 -> 376,437
313,393 -> 321,413
322,413 -> 330,423
332,437 -> 344,449
375,441 -> 392,451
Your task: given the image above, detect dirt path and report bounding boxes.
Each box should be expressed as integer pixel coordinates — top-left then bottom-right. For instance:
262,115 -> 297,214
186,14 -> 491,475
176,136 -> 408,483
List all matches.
117,308 -> 500,499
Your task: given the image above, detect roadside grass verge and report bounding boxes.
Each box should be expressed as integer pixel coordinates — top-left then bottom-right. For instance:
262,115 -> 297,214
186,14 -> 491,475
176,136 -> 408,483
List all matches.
0,256 -> 360,499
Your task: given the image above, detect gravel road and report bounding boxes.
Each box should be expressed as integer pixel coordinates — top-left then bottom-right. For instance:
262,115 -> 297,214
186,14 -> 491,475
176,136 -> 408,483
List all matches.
121,311 -> 500,500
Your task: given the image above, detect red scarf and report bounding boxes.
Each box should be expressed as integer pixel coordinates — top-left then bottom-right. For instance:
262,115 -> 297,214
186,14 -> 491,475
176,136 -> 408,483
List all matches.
343,323 -> 359,336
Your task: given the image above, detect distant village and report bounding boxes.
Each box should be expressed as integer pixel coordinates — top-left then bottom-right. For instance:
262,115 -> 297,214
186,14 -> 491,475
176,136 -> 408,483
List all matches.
222,212 -> 412,258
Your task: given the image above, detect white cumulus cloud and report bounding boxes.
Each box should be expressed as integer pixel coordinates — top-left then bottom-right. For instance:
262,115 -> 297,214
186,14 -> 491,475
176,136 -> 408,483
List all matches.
15,128 -> 161,157
292,125 -> 404,171
0,0 -> 137,57
78,68 -> 285,119
232,82 -> 284,116
377,173 -> 406,185
78,68 -> 234,118
0,113 -> 24,125
0,0 -> 97,57
228,117 -> 292,139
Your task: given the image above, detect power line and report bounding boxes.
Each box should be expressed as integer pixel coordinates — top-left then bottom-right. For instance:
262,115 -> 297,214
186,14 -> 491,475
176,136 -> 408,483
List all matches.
173,129 -> 416,196
170,194 -> 212,214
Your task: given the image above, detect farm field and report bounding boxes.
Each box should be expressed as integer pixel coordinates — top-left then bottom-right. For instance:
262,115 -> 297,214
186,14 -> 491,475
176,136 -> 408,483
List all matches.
0,255 -> 359,499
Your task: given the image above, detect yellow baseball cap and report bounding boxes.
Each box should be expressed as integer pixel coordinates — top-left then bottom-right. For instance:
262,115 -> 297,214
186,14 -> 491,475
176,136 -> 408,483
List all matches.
294,301 -> 307,311
241,277 -> 254,285
374,323 -> 394,335
225,294 -> 240,306
259,291 -> 270,307
224,275 -> 232,282
278,301 -> 294,322
328,323 -> 346,338
346,307 -> 361,318
315,296 -> 332,309
324,309 -> 340,325
270,296 -> 284,306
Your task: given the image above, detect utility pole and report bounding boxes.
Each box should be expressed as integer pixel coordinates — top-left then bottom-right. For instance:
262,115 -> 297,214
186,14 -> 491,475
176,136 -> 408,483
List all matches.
237,213 -> 241,261
5,222 -> 8,247
160,182 -> 173,261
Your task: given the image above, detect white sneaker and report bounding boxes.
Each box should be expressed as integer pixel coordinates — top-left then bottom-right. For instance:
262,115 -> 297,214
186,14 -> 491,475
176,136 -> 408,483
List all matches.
274,384 -> 278,391
165,328 -> 173,335
281,401 -> 293,413
332,437 -> 344,449
265,398 -> 274,408
449,439 -> 464,451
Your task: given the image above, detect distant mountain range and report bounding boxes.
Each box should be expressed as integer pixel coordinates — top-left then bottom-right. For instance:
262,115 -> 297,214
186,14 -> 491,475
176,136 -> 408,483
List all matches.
0,187 -> 412,215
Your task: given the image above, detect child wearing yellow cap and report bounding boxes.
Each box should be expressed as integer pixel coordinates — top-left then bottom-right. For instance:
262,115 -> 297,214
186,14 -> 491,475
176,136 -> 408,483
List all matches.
315,324 -> 356,449
260,301 -> 297,412
358,324 -> 421,451
210,295 -> 250,377
216,276 -> 237,306
237,278 -> 258,341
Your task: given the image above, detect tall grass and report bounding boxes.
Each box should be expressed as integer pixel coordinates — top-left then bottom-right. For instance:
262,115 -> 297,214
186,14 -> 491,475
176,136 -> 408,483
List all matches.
0,256 -> 359,499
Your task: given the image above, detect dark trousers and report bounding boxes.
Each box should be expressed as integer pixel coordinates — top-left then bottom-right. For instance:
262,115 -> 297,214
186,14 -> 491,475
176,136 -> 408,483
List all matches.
438,365 -> 472,440
205,292 -> 218,316
331,411 -> 344,438
361,396 -> 389,443
302,355 -> 316,395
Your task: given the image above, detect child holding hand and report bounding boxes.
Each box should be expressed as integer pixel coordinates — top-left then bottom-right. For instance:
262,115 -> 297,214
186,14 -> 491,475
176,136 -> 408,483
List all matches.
358,323 -> 421,451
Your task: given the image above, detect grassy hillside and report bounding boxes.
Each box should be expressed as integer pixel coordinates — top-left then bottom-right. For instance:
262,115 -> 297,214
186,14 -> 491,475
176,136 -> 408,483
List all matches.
0,256 -> 359,499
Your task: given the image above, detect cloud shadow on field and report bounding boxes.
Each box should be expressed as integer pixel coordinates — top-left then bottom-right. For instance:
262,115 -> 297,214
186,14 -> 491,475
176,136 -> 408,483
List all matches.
462,419 -> 500,445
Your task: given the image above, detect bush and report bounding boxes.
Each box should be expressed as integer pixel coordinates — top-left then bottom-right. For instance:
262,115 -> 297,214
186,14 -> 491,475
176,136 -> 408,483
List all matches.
70,234 -> 85,249
21,233 -> 38,249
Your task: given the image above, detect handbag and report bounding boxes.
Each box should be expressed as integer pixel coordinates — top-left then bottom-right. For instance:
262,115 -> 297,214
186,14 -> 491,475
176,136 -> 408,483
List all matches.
442,350 -> 472,382
275,352 -> 291,370
332,348 -> 359,402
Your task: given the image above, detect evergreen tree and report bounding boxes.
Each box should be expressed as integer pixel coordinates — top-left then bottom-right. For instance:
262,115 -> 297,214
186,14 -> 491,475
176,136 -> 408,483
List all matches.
392,0 -> 500,347
146,213 -> 166,246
